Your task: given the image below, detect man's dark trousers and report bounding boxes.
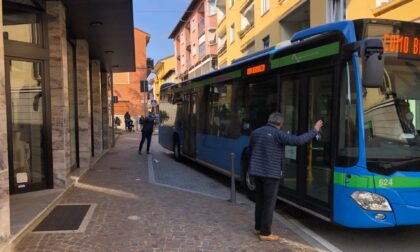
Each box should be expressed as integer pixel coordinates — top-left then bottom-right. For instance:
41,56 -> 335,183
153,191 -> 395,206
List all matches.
138,132 -> 152,153
254,175 -> 281,236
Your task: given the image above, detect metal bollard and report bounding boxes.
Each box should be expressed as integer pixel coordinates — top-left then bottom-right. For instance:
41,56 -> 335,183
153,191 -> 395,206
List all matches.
230,153 -> 236,204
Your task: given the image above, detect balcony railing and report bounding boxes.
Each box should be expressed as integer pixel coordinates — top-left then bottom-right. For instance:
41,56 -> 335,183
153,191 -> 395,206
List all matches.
238,22 -> 254,39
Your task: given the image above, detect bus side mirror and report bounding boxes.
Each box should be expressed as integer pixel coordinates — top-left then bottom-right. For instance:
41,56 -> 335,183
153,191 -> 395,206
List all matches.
361,39 -> 384,88
343,39 -> 384,88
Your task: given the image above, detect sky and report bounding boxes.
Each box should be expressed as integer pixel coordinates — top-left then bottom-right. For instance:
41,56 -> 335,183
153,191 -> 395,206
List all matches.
133,0 -> 190,66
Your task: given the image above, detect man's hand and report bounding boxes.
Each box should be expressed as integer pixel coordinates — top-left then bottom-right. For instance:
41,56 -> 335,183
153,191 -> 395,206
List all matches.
314,120 -> 323,132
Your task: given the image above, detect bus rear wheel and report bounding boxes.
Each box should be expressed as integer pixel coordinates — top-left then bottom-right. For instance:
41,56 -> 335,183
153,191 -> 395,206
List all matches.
245,170 -> 256,201
241,155 -> 256,201
173,141 -> 182,161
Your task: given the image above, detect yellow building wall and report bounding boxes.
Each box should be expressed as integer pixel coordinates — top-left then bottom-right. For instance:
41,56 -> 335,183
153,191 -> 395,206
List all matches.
216,0 -> 420,68
217,10 -> 229,67
310,0 -> 327,27
347,0 -> 420,21
217,0 -> 313,66
153,55 -> 175,105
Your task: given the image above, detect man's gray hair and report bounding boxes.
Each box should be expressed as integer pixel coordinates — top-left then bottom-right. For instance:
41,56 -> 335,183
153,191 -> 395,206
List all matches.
268,112 -> 284,126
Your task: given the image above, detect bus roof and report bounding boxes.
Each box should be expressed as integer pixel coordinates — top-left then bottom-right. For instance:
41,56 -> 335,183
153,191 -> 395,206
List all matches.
176,18 -> 408,89
290,20 -> 356,44
179,21 -> 359,86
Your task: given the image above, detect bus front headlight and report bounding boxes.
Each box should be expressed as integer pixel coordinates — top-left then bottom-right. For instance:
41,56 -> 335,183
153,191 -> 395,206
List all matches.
351,191 -> 392,212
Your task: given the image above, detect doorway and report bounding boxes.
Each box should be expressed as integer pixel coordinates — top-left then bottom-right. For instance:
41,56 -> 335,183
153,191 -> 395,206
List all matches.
5,59 -> 51,193
278,70 -> 334,216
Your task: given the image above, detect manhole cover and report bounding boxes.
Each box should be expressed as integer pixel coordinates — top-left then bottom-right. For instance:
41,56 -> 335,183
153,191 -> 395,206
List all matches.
33,204 -> 96,233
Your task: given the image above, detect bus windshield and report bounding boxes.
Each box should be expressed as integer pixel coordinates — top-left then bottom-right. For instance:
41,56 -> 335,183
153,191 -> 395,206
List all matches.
361,21 -> 420,172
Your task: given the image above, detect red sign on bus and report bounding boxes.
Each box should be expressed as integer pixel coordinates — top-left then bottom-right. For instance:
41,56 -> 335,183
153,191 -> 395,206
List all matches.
383,33 -> 420,55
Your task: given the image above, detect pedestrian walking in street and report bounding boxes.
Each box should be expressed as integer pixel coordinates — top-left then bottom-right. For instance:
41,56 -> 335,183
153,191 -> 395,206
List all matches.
124,111 -> 131,132
249,112 -> 323,241
115,116 -> 121,127
139,115 -> 145,130
138,112 -> 155,154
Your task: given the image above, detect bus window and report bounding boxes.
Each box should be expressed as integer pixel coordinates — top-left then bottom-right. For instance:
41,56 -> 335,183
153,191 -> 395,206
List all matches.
280,76 -> 300,191
230,80 -> 246,138
208,82 -> 233,137
196,85 -> 210,135
363,57 -> 420,172
247,78 -> 277,131
337,62 -> 359,167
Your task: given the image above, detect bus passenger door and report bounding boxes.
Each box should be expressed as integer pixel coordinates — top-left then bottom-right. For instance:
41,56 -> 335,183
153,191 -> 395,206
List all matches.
182,93 -> 197,157
303,71 -> 334,211
279,76 -> 300,194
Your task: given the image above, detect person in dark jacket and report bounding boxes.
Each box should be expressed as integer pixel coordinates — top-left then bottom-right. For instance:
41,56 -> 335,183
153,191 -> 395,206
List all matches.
249,112 -> 323,241
138,113 -> 155,154
124,112 -> 131,132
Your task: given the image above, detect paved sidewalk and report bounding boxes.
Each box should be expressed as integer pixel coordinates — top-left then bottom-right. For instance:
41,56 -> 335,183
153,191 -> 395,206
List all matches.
14,133 -> 318,252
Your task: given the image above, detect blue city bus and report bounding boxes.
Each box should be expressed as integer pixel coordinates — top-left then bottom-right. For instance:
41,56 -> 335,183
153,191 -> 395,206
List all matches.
159,19 -> 420,228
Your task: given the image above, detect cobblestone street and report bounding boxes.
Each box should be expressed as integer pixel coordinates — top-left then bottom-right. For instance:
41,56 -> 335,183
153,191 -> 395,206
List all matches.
14,133 -> 318,252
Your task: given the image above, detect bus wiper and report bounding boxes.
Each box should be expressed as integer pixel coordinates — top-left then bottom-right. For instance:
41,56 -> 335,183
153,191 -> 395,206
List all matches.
379,158 -> 420,170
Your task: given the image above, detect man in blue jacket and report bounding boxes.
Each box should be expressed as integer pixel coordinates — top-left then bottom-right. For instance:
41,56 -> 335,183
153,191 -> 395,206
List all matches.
249,112 -> 323,241
138,113 -> 155,154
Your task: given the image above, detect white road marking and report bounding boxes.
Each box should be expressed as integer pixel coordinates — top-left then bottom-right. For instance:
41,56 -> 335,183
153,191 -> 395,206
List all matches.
273,213 -> 342,252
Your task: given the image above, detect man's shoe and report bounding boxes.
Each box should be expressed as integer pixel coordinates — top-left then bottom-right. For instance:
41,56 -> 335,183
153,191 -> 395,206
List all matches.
259,234 -> 279,241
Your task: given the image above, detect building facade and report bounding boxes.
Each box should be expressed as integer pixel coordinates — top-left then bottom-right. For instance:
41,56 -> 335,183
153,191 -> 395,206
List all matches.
113,29 -> 150,130
211,0 -> 420,68
0,0 -> 135,247
216,0 -> 315,67
347,0 -> 420,21
152,55 -> 175,108
169,0 -> 218,81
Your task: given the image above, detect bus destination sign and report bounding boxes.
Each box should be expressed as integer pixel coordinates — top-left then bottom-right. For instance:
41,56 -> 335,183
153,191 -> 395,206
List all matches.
383,33 -> 420,56
246,64 -> 266,75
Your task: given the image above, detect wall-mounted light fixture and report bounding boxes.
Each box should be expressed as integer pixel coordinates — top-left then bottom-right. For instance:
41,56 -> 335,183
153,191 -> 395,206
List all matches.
90,21 -> 103,27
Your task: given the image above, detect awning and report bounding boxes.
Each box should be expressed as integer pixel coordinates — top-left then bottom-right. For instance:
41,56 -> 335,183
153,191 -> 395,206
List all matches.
63,0 -> 135,73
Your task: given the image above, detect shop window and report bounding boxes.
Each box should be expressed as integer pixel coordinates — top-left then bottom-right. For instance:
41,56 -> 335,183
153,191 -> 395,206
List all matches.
3,9 -> 42,45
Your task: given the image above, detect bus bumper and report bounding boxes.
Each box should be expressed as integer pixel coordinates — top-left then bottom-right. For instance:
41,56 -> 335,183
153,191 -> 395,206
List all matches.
334,185 -> 396,228
334,185 -> 420,227
393,204 -> 420,225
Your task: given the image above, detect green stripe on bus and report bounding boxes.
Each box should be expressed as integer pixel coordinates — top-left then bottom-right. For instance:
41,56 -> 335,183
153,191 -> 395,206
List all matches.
334,172 -> 374,188
271,42 -> 340,69
175,69 -> 241,93
334,172 -> 420,189
374,176 -> 420,188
